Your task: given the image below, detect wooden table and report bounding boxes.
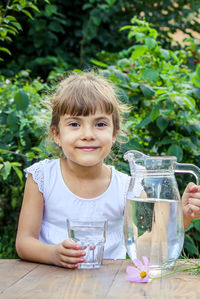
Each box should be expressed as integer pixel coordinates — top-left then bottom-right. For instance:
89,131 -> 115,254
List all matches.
0,259 -> 199,299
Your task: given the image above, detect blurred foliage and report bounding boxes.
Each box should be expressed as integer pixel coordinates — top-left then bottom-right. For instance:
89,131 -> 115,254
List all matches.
0,71 -> 50,258
0,0 -> 200,79
97,17 -> 200,257
0,2 -> 200,259
0,0 -> 40,60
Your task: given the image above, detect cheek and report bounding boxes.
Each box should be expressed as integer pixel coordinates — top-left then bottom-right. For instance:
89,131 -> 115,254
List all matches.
101,133 -> 114,146
61,135 -> 76,146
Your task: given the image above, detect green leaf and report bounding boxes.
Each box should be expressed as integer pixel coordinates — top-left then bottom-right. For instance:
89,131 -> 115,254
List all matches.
10,162 -> 21,167
156,117 -> 168,132
193,219 -> 200,232
142,68 -> 159,82
192,87 -> 200,100
22,9 -> 33,19
12,166 -> 23,184
92,16 -> 101,26
82,3 -> 92,10
91,60 -> 108,68
6,114 -> 18,126
196,64 -> 200,78
159,136 -> 172,145
130,83 -> 139,90
44,4 -> 57,17
145,37 -> 157,49
131,46 -> 147,60
0,47 -> 11,55
49,22 -> 65,33
167,144 -> 183,162
105,0 -> 116,6
137,115 -> 152,128
117,88 -> 129,103
1,162 -> 12,180
28,4 -> 40,12
160,48 -> 170,59
184,234 -> 198,255
140,84 -> 155,98
14,89 -> 30,110
155,88 -> 167,95
119,25 -> 132,31
150,105 -> 160,121
192,232 -> 200,242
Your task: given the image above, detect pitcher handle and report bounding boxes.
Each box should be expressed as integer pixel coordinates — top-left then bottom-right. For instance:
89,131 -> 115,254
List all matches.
175,163 -> 200,185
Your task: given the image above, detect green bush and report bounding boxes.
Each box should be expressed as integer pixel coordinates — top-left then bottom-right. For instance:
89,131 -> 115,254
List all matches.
1,0 -> 200,79
0,16 -> 200,258
96,17 -> 200,257
0,71 -> 49,258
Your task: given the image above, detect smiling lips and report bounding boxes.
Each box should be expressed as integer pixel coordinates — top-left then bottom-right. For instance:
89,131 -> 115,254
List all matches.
76,146 -> 99,152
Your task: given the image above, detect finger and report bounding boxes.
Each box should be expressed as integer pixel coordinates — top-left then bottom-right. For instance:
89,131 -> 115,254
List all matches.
189,198 -> 200,206
188,205 -> 200,218
186,182 -> 199,193
188,193 -> 200,200
65,249 -> 86,258
60,261 -> 79,269
62,239 -> 81,250
60,255 -> 85,266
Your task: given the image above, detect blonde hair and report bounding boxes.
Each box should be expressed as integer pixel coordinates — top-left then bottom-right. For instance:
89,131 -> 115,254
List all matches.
50,72 -> 127,137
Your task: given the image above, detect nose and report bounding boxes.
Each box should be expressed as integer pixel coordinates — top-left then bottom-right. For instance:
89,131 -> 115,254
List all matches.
81,124 -> 95,140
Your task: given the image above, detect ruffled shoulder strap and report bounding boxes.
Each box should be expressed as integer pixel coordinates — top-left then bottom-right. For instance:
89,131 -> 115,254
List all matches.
24,159 -> 52,194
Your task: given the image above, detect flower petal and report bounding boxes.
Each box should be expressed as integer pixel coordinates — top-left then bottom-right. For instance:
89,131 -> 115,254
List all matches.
134,277 -> 149,283
126,266 -> 140,276
125,275 -> 149,283
133,258 -> 143,269
142,256 -> 150,268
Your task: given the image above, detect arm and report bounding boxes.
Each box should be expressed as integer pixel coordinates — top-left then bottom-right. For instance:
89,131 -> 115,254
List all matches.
182,182 -> 200,230
16,174 -> 85,268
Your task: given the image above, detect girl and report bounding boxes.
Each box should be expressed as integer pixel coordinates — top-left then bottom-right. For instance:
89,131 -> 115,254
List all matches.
16,72 -> 200,269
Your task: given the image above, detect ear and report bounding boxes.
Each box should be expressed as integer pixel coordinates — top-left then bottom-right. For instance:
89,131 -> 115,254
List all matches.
51,126 -> 61,147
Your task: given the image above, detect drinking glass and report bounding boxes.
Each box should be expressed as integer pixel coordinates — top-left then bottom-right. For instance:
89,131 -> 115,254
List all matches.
66,218 -> 108,269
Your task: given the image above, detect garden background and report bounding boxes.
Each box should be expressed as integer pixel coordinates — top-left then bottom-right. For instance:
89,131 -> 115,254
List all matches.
0,0 -> 200,258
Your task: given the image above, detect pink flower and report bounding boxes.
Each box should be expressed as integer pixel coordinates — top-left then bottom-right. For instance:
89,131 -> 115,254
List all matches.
126,256 -> 150,283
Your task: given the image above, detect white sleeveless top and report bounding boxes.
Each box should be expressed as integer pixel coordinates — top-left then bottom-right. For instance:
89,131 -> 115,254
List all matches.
25,159 -> 132,259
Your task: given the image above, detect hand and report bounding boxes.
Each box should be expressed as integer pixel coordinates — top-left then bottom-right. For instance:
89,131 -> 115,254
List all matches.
182,182 -> 200,229
51,239 -> 86,268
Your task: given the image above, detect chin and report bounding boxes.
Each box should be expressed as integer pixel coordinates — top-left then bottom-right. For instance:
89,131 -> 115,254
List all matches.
77,159 -> 103,167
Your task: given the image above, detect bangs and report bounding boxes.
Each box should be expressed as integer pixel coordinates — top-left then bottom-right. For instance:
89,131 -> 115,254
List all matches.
53,75 -> 116,117
58,92 -> 114,117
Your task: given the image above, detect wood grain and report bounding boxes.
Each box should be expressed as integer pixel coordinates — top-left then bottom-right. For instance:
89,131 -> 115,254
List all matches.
0,259 -> 199,299
0,259 -> 38,293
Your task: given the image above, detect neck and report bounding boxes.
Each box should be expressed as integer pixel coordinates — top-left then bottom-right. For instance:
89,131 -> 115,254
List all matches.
60,158 -> 112,198
61,158 -> 107,180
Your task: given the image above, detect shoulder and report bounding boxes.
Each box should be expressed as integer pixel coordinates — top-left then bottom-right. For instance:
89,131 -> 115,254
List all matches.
110,165 -> 131,194
111,166 -> 130,182
25,159 -> 59,174
24,159 -> 59,193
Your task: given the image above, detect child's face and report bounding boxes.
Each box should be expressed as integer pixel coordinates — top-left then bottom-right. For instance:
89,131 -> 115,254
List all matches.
52,109 -> 117,168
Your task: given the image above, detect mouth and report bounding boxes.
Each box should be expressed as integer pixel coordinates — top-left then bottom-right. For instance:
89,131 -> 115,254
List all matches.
76,146 -> 99,152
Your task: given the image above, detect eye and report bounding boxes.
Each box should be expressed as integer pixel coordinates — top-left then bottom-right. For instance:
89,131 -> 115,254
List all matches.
96,122 -> 107,128
69,122 -> 80,127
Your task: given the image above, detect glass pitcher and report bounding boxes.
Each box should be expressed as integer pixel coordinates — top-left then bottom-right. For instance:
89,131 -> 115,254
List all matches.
123,150 -> 200,274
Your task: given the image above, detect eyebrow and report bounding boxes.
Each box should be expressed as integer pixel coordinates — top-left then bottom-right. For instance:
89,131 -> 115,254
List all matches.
63,116 -> 80,121
94,116 -> 111,122
63,115 -> 111,122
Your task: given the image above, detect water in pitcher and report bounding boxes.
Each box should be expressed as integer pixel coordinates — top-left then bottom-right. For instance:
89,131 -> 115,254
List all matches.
124,198 -> 184,272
